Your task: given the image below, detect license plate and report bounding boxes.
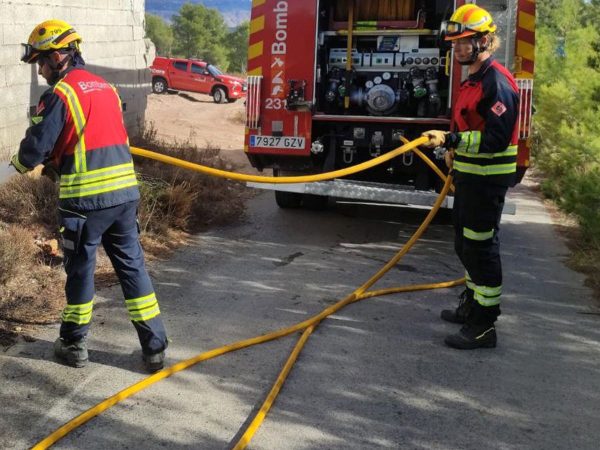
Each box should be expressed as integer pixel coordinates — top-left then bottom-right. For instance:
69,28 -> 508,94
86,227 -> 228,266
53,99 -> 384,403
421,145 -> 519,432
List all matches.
250,135 -> 306,149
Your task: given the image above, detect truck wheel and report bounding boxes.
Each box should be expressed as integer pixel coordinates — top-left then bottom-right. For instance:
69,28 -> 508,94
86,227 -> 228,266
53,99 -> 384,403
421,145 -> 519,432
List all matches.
273,169 -> 302,208
275,190 -> 303,208
213,87 -> 227,104
152,78 -> 168,94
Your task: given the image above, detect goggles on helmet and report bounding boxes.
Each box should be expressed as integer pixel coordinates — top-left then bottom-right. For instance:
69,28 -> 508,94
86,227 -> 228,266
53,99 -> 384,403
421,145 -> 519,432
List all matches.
440,20 -> 478,40
21,43 -> 38,63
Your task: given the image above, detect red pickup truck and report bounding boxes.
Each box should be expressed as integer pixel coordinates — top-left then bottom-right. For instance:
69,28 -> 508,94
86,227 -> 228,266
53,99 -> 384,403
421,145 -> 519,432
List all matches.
150,57 -> 247,103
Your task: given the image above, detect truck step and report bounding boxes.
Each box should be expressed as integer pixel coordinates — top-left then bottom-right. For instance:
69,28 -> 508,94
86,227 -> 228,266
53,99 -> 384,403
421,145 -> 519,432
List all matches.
247,179 -> 516,214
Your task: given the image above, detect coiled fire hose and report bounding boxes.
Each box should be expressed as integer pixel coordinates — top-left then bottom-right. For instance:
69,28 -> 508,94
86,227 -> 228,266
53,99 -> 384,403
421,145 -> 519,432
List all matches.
32,136 -> 464,449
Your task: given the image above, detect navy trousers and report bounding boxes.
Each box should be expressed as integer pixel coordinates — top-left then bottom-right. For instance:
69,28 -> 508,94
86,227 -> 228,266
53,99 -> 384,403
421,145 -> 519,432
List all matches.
452,182 -> 507,313
59,200 -> 167,355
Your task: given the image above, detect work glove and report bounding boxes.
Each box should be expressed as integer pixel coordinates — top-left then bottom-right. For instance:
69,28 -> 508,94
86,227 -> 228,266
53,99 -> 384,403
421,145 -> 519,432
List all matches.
421,131 -> 462,150
421,130 -> 447,148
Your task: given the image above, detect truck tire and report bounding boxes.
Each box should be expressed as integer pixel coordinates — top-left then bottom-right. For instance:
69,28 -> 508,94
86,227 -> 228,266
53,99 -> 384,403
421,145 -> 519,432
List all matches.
213,87 -> 228,104
273,169 -> 302,208
275,190 -> 303,208
152,78 -> 168,94
303,194 -> 329,210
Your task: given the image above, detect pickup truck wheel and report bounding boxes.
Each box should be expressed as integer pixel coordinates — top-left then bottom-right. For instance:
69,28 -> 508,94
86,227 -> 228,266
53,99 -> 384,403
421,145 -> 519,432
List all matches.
152,78 -> 168,94
213,87 -> 227,104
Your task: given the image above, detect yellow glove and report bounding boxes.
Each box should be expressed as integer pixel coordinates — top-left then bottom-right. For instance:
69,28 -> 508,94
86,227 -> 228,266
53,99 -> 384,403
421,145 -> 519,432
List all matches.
444,149 -> 455,170
421,130 -> 447,148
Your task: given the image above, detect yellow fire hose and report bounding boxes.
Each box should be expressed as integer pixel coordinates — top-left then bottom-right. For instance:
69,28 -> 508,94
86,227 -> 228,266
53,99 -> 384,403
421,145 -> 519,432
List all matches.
32,137 -> 463,449
130,136 -> 429,184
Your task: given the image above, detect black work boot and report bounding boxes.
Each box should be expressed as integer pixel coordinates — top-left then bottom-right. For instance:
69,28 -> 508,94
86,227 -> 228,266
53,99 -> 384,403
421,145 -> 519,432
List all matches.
444,304 -> 500,350
142,351 -> 165,373
441,289 -> 475,324
54,337 -> 88,367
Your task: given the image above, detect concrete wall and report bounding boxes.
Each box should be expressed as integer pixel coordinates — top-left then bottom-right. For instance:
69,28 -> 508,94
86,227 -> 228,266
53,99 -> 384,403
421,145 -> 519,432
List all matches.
0,0 -> 154,161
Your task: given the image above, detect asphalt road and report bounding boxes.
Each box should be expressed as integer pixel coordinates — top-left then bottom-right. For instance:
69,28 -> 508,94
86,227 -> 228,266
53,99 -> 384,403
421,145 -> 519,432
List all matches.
1,181 -> 599,450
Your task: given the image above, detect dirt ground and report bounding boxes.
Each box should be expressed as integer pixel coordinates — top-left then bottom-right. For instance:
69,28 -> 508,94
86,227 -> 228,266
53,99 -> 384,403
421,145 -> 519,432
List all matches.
145,91 -> 255,172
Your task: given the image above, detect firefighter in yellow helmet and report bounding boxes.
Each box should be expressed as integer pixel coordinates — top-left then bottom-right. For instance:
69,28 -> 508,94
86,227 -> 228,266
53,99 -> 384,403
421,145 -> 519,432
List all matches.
21,19 -> 85,84
11,20 -> 168,371
422,5 -> 520,349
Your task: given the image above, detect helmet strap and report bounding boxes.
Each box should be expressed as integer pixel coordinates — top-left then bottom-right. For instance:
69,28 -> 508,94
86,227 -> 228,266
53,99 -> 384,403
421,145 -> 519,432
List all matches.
458,34 -> 489,66
43,50 -> 73,85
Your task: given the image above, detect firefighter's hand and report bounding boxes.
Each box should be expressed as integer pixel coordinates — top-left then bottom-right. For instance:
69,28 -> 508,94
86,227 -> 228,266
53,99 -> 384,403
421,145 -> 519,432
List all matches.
444,149 -> 455,170
421,130 -> 447,148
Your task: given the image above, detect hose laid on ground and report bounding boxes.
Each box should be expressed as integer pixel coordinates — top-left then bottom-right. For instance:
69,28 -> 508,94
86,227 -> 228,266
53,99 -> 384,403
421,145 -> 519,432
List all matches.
32,137 -> 463,449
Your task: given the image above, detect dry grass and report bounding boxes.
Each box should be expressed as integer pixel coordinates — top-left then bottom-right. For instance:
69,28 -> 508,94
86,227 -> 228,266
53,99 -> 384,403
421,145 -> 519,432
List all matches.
0,225 -> 65,326
131,122 -> 250,234
229,109 -> 247,125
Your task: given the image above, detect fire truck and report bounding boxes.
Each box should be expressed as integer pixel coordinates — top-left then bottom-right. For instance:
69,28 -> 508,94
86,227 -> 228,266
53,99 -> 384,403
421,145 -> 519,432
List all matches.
244,0 -> 535,209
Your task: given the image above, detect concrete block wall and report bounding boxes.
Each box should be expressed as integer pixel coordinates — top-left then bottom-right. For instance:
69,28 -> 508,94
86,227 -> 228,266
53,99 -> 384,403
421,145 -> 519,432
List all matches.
0,0 -> 155,161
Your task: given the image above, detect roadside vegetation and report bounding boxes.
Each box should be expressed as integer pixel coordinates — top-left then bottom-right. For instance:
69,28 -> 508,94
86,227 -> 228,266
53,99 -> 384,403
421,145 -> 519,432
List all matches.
534,0 -> 600,299
145,5 -> 249,73
0,124 -> 249,345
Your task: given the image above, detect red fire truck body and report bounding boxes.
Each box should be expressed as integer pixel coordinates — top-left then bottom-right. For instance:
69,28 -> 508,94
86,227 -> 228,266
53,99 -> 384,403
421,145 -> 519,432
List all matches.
244,0 -> 535,208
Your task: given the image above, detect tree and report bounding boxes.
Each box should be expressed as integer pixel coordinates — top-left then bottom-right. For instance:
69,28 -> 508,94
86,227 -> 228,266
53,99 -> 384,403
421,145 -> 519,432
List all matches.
171,3 -> 229,69
534,0 -> 600,242
145,13 -> 174,56
226,21 -> 249,73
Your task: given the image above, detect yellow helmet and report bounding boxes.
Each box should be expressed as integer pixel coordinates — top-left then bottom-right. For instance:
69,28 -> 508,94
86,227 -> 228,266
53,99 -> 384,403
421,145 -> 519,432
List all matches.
21,19 -> 82,63
441,4 -> 497,41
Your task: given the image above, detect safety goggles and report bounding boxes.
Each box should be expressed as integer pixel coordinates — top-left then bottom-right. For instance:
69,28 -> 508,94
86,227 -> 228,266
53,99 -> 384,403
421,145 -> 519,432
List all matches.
440,20 -> 476,40
21,43 -> 39,63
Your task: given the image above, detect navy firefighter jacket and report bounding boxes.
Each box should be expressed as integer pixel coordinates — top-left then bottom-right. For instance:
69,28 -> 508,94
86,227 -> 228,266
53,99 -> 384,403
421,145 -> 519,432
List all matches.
451,57 -> 520,187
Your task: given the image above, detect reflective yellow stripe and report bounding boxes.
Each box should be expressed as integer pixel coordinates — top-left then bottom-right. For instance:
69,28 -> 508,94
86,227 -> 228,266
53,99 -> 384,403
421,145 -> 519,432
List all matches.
463,227 -> 494,241
129,306 -> 161,322
54,82 -> 87,173
60,163 -> 136,187
59,176 -> 138,199
472,283 -> 502,306
60,162 -> 134,181
125,293 -> 161,322
454,161 -> 517,176
457,131 -> 482,154
455,145 -> 518,159
61,300 -> 94,325
474,291 -> 501,306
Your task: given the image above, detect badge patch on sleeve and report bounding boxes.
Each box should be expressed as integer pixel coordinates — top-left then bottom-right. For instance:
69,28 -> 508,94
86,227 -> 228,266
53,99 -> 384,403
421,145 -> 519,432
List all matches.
491,101 -> 507,117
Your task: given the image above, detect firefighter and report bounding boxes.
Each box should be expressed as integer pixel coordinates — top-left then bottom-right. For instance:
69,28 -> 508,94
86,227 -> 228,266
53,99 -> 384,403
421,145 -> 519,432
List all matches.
421,5 -> 519,349
11,20 -> 168,371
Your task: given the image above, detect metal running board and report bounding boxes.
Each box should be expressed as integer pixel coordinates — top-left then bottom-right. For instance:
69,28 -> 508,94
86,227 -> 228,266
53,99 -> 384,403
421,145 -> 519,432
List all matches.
247,179 -> 517,214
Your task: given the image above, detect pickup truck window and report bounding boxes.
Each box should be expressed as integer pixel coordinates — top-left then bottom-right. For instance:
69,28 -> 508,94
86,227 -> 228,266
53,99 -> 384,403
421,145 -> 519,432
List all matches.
191,64 -> 206,75
173,61 -> 188,72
